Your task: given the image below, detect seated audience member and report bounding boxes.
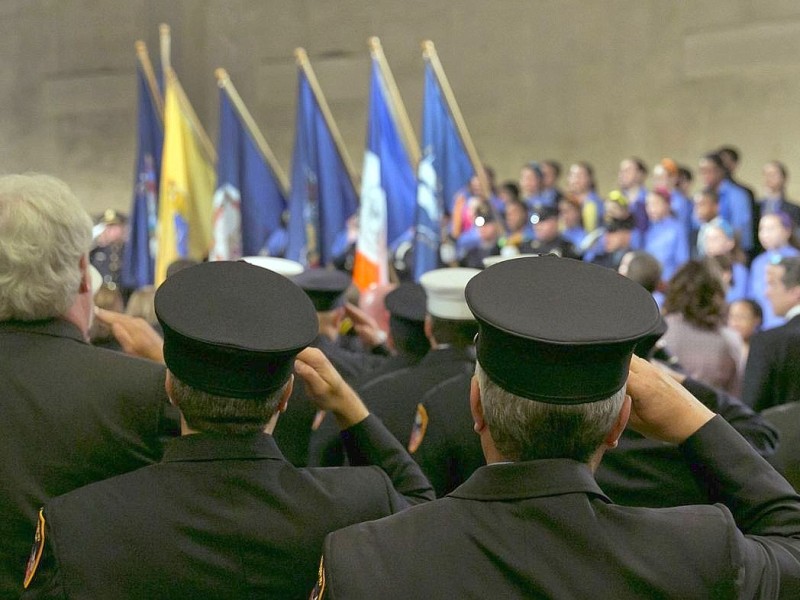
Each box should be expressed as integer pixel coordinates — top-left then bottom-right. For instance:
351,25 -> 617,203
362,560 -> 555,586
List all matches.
315,256 -> 800,598
643,188 -> 690,282
0,174 -> 175,598
558,194 -> 587,248
719,145 -> 760,258
661,261 -> 745,395
497,199 -> 533,253
728,299 -> 763,361
760,160 -> 800,231
691,187 -> 720,257
309,268 -> 479,467
540,159 -> 564,206
523,205 -> 580,258
497,180 -> 520,215
676,164 -> 694,198
742,256 -> 800,412
698,151 -> 753,255
584,214 -> 635,271
698,217 -> 749,303
748,212 -> 800,329
460,205 -> 501,269
519,161 -> 549,209
21,261 -> 433,599
567,161 -> 604,232
618,250 -> 663,307
617,157 -> 649,237
652,158 -> 693,243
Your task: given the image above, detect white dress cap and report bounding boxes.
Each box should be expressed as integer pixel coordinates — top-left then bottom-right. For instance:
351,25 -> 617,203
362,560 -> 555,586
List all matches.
419,268 -> 480,320
241,256 -> 304,278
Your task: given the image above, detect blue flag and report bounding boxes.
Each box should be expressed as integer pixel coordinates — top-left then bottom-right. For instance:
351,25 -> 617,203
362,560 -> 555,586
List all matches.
286,69 -> 358,267
121,64 -> 163,289
413,61 -> 475,281
353,59 -> 418,290
211,89 -> 287,260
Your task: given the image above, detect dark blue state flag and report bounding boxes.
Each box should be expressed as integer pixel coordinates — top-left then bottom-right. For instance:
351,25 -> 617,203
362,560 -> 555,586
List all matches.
286,69 -> 358,267
211,89 -> 287,260
413,61 -> 475,281
121,63 -> 163,289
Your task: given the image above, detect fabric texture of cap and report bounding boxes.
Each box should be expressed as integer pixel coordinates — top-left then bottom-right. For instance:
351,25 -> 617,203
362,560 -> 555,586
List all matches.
466,255 -> 661,404
155,261 -> 318,399
291,268 -> 352,312
420,268 -> 480,320
241,256 -> 304,278
384,282 -> 427,323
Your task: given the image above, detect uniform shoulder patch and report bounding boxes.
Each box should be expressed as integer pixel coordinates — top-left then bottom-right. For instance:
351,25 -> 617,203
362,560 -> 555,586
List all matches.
23,508 -> 46,589
309,556 -> 326,599
407,403 -> 429,454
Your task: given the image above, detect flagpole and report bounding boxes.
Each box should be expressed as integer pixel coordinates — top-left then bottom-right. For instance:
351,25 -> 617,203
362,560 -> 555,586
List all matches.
159,23 -> 171,73
167,68 -> 218,164
135,41 -> 164,122
369,37 -> 421,169
294,48 -> 359,195
422,40 -> 489,200
214,68 -> 290,194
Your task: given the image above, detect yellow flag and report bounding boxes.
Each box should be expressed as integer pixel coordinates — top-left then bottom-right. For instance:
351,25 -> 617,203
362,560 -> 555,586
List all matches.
155,70 -> 216,284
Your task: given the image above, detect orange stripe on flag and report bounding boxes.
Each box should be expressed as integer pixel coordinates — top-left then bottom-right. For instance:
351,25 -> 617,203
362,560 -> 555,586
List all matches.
352,251 -> 381,292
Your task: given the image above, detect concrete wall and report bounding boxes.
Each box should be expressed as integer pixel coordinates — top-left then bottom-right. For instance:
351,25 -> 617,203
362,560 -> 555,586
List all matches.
4,0 -> 800,215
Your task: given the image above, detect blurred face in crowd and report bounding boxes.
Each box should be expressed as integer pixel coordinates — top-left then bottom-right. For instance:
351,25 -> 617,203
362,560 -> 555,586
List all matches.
477,221 -> 499,245
617,160 -> 639,190
559,198 -> 582,228
645,191 -> 671,222
541,162 -> 559,189
604,229 -> 631,253
651,164 -> 670,190
504,202 -> 528,233
693,192 -> 718,224
698,158 -> 724,190
702,225 -> 735,257
727,300 -> 762,344
567,164 -> 591,195
519,166 -> 540,197
763,162 -> 786,196
758,214 -> 791,250
533,216 -> 558,243
765,264 -> 800,317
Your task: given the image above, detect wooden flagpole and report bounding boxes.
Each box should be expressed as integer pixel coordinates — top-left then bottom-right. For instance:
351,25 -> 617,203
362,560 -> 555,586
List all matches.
294,48 -> 359,195
422,40 -> 490,200
167,68 -> 218,165
369,37 -> 421,169
135,41 -> 164,122
159,23 -> 171,73
214,68 -> 290,194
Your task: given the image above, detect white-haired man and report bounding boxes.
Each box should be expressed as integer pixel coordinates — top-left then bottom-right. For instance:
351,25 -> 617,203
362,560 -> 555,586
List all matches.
0,174 -> 175,596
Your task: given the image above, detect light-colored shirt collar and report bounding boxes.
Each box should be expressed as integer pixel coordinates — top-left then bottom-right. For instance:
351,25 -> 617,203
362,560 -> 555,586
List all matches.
785,304 -> 800,322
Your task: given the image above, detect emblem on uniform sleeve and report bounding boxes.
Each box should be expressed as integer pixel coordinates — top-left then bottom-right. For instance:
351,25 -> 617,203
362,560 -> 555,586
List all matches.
309,556 -> 326,599
23,508 -> 46,589
407,403 -> 429,454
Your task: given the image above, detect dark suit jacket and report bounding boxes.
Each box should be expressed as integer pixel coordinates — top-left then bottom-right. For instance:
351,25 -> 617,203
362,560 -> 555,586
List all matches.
0,319 -> 175,598
742,313 -> 800,411
320,417 -> 800,599
597,378 -> 779,507
22,416 -> 433,599
307,346 -> 475,467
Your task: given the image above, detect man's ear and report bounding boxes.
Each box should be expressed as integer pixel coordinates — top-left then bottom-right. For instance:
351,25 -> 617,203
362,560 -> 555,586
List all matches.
78,255 -> 91,294
469,376 -> 485,434
277,375 -> 294,414
603,394 -> 631,449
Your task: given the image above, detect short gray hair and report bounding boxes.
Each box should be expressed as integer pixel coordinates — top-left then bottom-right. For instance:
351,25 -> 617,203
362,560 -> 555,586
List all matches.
0,174 -> 92,320
169,374 -> 290,435
476,361 -> 626,463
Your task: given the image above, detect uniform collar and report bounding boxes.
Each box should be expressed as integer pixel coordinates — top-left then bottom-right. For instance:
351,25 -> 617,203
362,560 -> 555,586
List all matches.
0,317 -> 85,343
449,459 -> 610,502
162,432 -> 286,463
785,304 -> 800,322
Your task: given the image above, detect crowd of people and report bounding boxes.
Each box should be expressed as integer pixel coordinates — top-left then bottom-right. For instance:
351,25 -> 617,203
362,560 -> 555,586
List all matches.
3,166 -> 800,598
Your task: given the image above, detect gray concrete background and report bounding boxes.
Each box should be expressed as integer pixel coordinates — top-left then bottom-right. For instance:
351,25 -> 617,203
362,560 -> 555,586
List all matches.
4,1 -> 800,215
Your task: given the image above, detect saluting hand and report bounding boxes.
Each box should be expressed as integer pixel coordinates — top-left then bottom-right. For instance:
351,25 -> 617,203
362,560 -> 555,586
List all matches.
294,347 -> 369,430
94,308 -> 165,364
343,303 -> 388,349
625,355 -> 715,445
